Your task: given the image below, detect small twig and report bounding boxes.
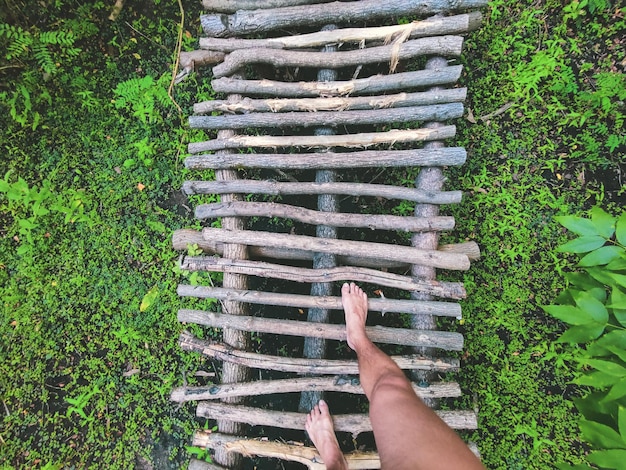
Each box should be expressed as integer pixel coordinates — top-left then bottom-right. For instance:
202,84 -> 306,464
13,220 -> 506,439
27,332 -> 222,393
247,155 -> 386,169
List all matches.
479,102 -> 514,122
3,400 -> 10,417
168,0 -> 184,117
108,0 -> 125,21
124,21 -> 169,52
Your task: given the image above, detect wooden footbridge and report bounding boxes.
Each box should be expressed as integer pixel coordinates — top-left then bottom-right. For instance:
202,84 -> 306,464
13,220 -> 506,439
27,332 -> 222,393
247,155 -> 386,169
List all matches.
171,1 -> 487,468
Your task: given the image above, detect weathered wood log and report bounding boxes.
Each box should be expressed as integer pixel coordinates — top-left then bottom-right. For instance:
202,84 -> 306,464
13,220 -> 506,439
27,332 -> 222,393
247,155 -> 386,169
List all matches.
180,256 -> 466,299
192,433 -> 379,470
212,36 -> 463,78
187,127 -> 458,153
171,377 -> 461,401
178,331 -> 461,373
202,0 -> 333,13
200,0 -> 489,37
178,309 -> 464,350
210,66 -> 463,97
179,50 -> 226,72
188,459 -> 226,470
173,229 -> 478,265
199,13 -> 482,51
189,103 -> 463,130
194,88 -> 466,114
195,403 -> 478,435
201,227 -> 471,270
177,285 -> 462,317
181,180 -> 463,204
184,147 -> 465,171
196,201 -> 455,232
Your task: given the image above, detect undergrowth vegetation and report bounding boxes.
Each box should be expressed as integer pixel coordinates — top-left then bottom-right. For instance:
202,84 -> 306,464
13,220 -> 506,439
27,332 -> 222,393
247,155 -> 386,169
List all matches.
0,0 -> 624,468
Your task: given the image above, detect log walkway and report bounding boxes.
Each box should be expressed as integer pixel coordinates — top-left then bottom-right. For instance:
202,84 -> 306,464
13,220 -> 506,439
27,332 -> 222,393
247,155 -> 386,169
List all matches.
172,1 -> 487,468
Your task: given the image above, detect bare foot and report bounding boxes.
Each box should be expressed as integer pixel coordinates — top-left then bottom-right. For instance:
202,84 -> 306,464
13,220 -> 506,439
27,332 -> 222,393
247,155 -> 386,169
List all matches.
341,282 -> 369,351
305,400 -> 348,470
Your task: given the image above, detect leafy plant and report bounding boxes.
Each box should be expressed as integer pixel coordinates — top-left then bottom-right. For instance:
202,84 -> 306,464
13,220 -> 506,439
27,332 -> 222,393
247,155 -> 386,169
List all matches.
113,74 -> 172,124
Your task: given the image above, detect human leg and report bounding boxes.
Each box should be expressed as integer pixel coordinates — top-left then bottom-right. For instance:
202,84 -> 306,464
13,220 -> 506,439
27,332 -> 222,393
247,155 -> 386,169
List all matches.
305,399 -> 348,470
342,282 -> 485,470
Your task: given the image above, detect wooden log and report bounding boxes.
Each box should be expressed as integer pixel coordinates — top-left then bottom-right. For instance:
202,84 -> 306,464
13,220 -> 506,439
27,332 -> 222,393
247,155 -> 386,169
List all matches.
210,66 -> 463,97
177,285 -> 461,318
199,13 -> 482,51
181,180 -> 463,204
212,36 -> 464,78
184,147 -> 465,171
193,88 -> 466,114
177,309 -> 464,350
178,331 -> 461,373
201,227 -> 471,270
192,433 -> 379,470
196,201 -> 455,232
195,403 -> 478,435
200,0 -> 489,37
179,50 -> 226,71
202,0 -> 333,13
187,127 -> 458,153
180,256 -> 467,299
188,103 -> 463,130
440,240 -> 481,260
188,459 -> 227,470
171,377 -> 461,401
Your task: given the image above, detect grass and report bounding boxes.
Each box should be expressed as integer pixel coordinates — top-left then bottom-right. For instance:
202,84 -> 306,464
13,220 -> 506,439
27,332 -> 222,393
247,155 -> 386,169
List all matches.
1,0 -> 625,468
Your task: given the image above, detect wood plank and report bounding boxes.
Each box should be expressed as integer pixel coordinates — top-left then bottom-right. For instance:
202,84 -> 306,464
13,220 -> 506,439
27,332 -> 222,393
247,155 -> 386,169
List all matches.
178,331 -> 461,373
202,227 -> 471,270
199,13 -> 482,50
195,403 -> 478,435
171,377 -> 461,401
210,66 -> 463,97
180,256 -> 467,299
177,285 -> 462,318
200,0 -> 488,37
189,103 -> 463,129
177,309 -> 464,350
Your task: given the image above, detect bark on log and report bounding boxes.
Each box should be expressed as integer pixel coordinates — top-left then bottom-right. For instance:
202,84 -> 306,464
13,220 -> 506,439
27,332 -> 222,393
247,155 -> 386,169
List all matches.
187,127 -> 458,153
177,285 -> 462,317
181,180 -> 463,204
171,377 -> 461,401
188,459 -> 227,470
180,256 -> 467,299
211,66 -> 463,97
192,433 -> 379,470
184,147 -> 465,171
178,331 -> 461,373
202,0 -> 333,13
212,36 -> 463,78
177,309 -> 464,350
188,103 -> 463,130
179,50 -> 226,72
200,0 -> 489,37
195,403 -> 478,435
201,227 -> 471,270
194,88 -> 466,114
195,201 -> 455,232
199,13 -> 482,51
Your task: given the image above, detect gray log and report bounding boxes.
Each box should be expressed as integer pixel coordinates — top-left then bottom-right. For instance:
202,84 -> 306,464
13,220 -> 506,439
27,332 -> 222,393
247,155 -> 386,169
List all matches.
199,13 -> 482,51
188,103 -> 463,129
181,180 -> 463,204
212,36 -> 463,77
179,256 -> 467,299
201,227 -> 471,270
187,127 -> 458,153
211,66 -> 463,97
200,0 -> 489,37
178,309 -> 464,350
184,147 -> 465,170
171,377 -> 461,401
202,0 -> 333,13
178,331 -> 461,373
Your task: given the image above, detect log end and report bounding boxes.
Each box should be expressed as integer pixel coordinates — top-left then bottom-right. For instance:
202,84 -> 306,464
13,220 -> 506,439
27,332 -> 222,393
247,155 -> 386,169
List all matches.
200,13 -> 231,38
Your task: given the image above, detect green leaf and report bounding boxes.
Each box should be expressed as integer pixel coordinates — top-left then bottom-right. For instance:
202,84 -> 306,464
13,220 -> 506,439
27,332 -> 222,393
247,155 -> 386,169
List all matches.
589,268 -> 626,289
590,207 -> 616,239
574,371 -> 622,388
580,419 -> 626,449
619,406 -> 626,440
566,272 -> 605,291
616,213 -> 626,246
607,257 -> 626,271
604,378 -> 626,402
584,359 -> 626,376
558,323 -> 605,343
544,305 -> 595,325
558,236 -> 606,253
608,288 -> 626,327
579,246 -> 623,267
588,449 -> 626,468
555,465 -> 594,470
573,291 -> 609,323
556,215 -> 599,236
140,285 -> 160,312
